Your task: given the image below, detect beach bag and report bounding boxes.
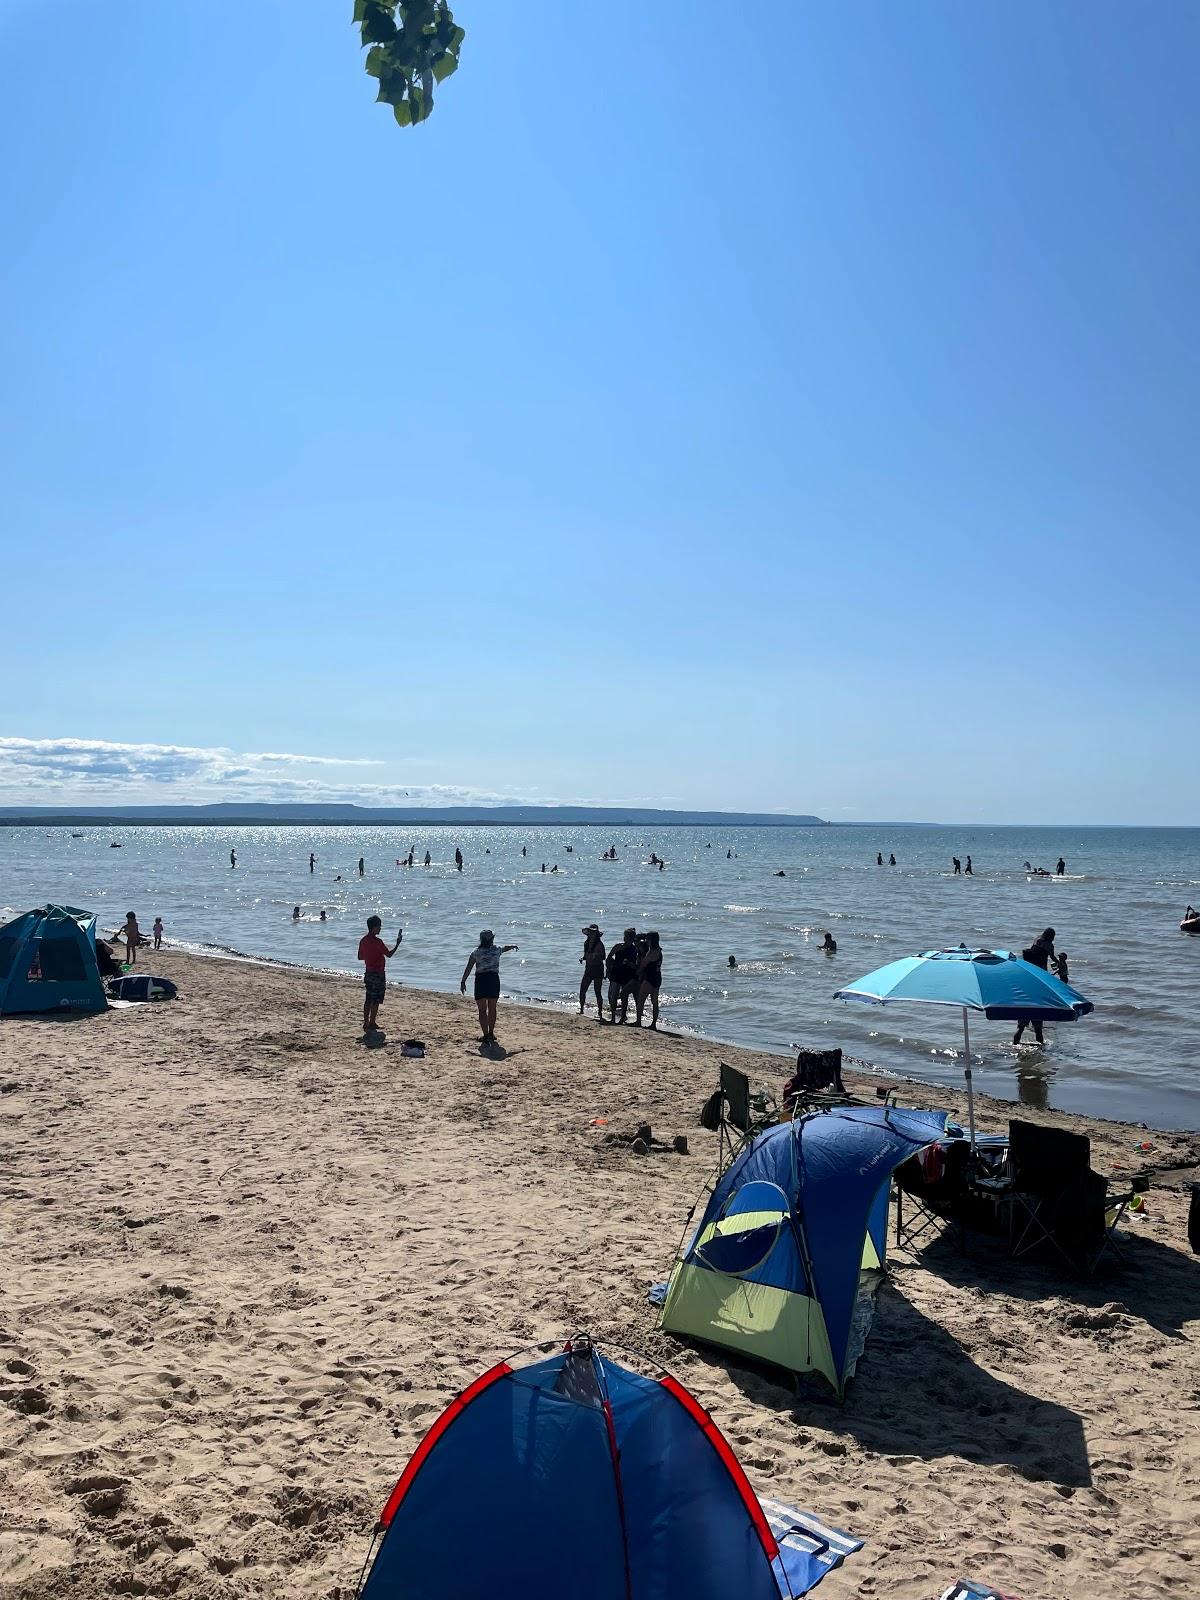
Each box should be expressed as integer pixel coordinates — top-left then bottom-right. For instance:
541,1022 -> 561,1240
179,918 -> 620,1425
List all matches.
400,1039 -> 426,1058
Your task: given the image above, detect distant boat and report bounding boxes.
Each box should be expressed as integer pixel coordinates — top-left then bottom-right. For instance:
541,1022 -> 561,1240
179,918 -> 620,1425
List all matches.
71,832 -> 84,838
109,841 -> 122,849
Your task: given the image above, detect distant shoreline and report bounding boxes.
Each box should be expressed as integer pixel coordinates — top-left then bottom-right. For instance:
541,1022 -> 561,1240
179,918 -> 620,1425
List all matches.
0,808 -> 828,829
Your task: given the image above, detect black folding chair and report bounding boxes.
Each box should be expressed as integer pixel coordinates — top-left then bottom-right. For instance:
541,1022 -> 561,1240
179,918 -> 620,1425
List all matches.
704,1062 -> 776,1172
976,1120 -> 1137,1275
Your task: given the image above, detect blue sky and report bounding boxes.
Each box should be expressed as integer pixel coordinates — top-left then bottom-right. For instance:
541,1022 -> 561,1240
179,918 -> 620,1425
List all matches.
2,1 -> 1197,821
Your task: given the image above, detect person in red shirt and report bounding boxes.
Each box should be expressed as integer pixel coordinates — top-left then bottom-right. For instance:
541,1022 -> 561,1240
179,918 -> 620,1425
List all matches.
357,916 -> 403,1035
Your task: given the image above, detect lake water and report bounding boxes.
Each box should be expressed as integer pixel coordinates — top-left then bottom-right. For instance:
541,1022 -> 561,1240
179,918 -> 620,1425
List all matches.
2,823 -> 1197,1128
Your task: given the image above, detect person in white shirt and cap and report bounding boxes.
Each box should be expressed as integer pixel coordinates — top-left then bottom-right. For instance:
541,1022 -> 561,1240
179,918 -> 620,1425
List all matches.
461,929 -> 519,1046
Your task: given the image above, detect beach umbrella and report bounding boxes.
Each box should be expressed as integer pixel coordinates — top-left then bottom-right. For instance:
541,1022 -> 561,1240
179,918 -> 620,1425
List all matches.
833,946 -> 1094,1149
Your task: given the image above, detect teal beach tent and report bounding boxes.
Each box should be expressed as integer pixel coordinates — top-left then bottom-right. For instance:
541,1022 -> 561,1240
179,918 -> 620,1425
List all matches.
661,1106 -> 947,1397
0,906 -> 107,1016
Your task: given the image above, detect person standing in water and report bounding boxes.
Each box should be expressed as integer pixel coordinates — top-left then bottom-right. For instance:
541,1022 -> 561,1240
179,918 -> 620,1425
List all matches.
423,850 -> 431,867
358,856 -> 365,877
876,852 -> 883,866
1013,927 -> 1056,1045
152,917 -> 164,950
579,924 -> 606,1019
455,847 -> 463,872
889,853 -> 896,866
1056,857 -> 1066,876
230,848 -> 237,869
461,930 -> 518,1047
952,857 -> 961,874
309,852 -> 316,873
965,855 -> 973,875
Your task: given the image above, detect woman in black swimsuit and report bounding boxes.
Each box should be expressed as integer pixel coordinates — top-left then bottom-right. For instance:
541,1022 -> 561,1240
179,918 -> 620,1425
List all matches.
578,924 -> 606,1018
635,931 -> 663,1029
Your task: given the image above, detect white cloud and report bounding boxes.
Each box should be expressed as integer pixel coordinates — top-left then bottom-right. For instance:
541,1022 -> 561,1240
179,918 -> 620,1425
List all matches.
0,736 -> 522,808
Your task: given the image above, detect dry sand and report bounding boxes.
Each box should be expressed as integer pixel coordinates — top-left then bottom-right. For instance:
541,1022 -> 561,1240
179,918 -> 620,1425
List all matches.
3,949 -> 1199,1599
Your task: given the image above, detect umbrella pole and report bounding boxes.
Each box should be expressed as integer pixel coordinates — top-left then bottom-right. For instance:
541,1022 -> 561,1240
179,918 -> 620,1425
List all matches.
962,1007 -> 977,1152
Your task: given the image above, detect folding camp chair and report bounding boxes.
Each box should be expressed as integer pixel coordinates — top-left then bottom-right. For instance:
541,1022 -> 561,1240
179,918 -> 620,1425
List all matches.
706,1062 -> 776,1172
894,1140 -> 969,1253
972,1120 -> 1139,1276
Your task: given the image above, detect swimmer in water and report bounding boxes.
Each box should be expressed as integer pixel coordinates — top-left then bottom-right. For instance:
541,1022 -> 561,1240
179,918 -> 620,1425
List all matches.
964,855 -> 973,874
292,905 -> 300,920
820,931 -> 837,953
320,909 -> 327,922
728,955 -> 737,969
889,853 -> 896,866
877,852 -> 883,866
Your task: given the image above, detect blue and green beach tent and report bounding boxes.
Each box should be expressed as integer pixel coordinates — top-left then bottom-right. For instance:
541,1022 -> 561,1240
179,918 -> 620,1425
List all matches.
660,1106 -> 948,1396
359,1338 -> 861,1599
0,905 -> 106,1016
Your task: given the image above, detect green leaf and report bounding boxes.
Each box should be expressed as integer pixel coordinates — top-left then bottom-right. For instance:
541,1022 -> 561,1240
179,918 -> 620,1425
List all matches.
393,98 -> 413,127
360,2 -> 397,44
364,44 -> 388,77
353,0 -> 369,20
432,50 -> 458,82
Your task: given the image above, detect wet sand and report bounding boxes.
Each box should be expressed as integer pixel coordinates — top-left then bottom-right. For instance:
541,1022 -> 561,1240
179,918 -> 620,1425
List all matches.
2,949 -> 1198,1598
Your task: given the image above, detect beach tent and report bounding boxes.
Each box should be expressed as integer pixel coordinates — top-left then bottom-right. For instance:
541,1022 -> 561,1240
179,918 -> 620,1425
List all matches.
358,1337 -> 861,1600
660,1106 -> 948,1397
0,905 -> 106,1017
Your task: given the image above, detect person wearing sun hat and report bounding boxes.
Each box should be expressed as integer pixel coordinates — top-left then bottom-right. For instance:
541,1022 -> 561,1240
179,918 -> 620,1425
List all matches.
579,924 -> 606,1019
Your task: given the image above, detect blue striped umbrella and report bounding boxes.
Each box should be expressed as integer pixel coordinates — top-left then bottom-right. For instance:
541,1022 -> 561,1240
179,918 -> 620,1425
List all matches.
835,945 -> 1094,1145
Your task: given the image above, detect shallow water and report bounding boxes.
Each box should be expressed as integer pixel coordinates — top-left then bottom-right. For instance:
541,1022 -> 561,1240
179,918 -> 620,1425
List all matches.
3,823 -> 1198,1127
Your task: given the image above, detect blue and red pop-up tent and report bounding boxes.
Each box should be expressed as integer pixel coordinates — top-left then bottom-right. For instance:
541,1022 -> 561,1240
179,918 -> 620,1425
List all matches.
358,1337 -> 860,1600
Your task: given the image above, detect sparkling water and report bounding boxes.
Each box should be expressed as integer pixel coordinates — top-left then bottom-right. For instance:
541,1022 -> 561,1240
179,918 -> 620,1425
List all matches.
3,822 -> 1197,1127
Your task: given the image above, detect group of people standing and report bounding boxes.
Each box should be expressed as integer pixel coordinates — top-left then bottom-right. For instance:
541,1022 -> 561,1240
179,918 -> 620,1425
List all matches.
579,925 -> 664,1028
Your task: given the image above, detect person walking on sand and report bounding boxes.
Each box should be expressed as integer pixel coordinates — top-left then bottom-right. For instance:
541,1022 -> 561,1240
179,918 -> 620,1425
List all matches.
635,931 -> 663,1029
119,911 -> 141,966
579,924 -> 606,1019
455,847 -> 463,872
461,930 -> 518,1047
152,917 -> 163,951
358,915 -> 402,1036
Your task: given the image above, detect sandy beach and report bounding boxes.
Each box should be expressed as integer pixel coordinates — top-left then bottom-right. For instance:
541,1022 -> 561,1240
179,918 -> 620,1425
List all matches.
2,948 -> 1198,1600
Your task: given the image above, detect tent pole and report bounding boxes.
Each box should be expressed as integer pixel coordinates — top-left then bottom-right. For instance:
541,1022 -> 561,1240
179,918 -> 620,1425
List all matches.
962,1008 -> 977,1152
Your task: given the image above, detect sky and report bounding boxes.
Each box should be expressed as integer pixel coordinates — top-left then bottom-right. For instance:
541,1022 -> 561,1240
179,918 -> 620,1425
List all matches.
2,2 -> 1198,822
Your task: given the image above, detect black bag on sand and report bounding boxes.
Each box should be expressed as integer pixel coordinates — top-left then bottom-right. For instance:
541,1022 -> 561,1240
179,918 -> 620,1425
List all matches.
1189,1183 -> 1200,1255
699,1090 -> 723,1131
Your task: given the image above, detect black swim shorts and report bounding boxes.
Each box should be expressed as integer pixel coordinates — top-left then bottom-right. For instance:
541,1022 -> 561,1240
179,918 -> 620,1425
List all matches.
364,970 -> 386,1002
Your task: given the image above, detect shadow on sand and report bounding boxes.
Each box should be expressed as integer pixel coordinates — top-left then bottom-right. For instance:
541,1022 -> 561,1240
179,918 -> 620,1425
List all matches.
721,1281 -> 1093,1490
922,1220 -> 1200,1341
